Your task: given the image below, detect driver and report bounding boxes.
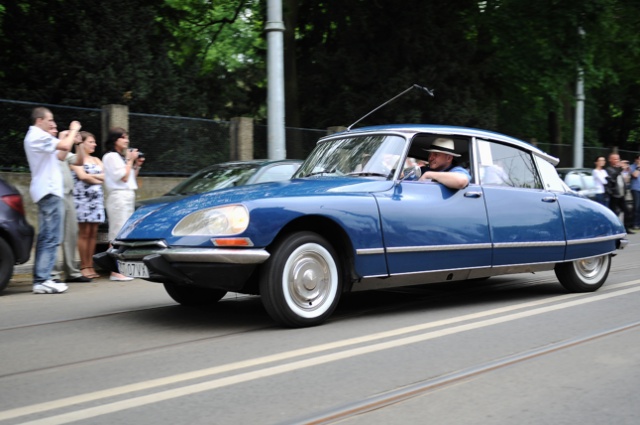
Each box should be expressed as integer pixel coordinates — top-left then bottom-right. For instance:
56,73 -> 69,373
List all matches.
418,138 -> 470,189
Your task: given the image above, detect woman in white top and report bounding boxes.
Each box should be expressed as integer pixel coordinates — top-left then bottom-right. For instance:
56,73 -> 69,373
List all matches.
102,127 -> 145,281
592,156 -> 608,207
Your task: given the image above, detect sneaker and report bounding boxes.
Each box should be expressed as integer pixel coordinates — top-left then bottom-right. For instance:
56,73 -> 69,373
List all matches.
33,280 -> 68,294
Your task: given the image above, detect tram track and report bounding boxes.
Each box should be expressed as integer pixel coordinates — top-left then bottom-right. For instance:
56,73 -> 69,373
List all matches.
286,319 -> 640,425
1,280 -> 639,424
1,277 -> 636,383
0,276 -> 565,383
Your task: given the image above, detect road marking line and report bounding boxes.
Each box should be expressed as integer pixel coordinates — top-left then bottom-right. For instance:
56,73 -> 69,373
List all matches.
3,280 -> 640,424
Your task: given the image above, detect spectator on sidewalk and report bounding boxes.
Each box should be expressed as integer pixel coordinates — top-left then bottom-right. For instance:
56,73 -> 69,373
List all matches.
53,129 -> 91,283
605,152 -> 635,234
102,127 -> 145,281
23,107 -> 82,294
591,156 -> 609,207
71,131 -> 105,279
630,154 -> 640,230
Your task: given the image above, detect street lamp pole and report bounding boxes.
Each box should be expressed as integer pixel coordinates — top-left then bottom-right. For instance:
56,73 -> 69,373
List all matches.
265,0 -> 286,160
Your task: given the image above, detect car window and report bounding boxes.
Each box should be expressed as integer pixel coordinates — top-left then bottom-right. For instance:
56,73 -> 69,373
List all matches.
477,140 -> 542,189
255,164 -> 300,183
295,134 -> 406,178
169,165 -> 258,195
536,157 -> 567,192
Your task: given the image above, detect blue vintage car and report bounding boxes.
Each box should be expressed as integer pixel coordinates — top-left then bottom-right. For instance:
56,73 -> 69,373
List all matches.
95,125 -> 628,327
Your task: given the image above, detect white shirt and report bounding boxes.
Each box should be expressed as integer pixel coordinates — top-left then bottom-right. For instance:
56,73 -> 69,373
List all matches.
592,168 -> 608,194
103,151 -> 138,191
23,125 -> 63,203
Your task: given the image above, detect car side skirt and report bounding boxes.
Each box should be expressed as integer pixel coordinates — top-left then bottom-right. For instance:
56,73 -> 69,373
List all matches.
352,262 -> 557,291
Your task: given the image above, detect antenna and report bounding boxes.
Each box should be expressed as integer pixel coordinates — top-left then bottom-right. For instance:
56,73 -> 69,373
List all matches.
346,84 -> 435,131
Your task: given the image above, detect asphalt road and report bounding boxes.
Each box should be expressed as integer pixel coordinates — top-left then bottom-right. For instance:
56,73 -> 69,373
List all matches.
1,234 -> 639,425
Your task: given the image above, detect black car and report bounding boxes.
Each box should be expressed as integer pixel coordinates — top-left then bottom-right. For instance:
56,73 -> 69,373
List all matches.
97,159 -> 302,249
0,177 -> 34,292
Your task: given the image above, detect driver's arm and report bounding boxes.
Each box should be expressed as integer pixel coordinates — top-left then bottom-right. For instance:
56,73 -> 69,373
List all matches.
420,170 -> 469,189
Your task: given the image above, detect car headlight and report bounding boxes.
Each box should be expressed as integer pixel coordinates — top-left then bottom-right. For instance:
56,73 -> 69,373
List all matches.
172,205 -> 249,236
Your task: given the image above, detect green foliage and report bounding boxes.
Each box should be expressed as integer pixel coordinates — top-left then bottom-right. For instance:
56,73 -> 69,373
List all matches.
0,0 -> 205,115
0,0 -> 639,152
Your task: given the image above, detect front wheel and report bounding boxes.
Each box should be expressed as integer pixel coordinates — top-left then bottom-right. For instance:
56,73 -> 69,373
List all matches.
163,282 -> 226,306
554,254 -> 611,292
260,232 -> 342,327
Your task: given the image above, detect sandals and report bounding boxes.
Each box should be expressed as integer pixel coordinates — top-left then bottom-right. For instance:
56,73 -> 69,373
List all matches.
81,267 -> 101,279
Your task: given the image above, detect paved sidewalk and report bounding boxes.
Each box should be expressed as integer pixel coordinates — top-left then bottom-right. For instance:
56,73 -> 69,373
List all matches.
12,247 -> 105,279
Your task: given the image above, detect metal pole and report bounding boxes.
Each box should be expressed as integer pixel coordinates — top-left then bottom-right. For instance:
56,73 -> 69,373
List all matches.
573,27 -> 585,168
265,0 -> 286,160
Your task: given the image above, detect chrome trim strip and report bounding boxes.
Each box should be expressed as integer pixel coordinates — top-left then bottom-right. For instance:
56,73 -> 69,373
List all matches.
113,240 -> 168,249
387,243 -> 492,253
357,234 -> 626,256
356,248 -> 385,255
159,248 -> 270,264
566,234 -> 627,245
494,241 -> 566,248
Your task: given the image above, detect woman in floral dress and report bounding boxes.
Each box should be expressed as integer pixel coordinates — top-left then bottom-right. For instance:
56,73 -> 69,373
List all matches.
71,131 -> 105,279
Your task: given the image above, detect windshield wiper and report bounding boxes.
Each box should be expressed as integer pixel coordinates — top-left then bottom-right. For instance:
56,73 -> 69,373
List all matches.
305,168 -> 337,177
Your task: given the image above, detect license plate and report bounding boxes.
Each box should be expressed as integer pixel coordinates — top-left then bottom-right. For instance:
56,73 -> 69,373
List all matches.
97,231 -> 110,244
117,261 -> 150,278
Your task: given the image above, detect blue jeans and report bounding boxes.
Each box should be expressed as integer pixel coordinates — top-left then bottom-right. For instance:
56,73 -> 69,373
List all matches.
594,193 -> 608,207
633,190 -> 640,227
33,194 -> 64,284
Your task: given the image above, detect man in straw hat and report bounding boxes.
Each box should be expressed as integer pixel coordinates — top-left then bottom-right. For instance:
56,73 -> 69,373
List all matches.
418,137 -> 470,189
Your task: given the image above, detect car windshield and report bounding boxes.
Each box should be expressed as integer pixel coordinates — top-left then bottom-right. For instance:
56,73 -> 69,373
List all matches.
294,134 -> 407,179
167,163 -> 260,195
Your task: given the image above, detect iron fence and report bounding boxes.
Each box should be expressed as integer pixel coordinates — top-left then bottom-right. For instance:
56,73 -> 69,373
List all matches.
2,99 -> 637,174
0,99 -> 325,175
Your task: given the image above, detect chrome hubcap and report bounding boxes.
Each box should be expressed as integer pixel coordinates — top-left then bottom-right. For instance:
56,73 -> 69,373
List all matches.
288,251 -> 331,311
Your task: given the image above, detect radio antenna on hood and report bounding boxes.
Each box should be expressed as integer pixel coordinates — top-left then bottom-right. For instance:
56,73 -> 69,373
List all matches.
346,84 -> 434,131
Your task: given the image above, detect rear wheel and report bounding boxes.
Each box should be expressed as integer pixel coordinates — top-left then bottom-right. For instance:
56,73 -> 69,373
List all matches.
0,237 -> 15,293
163,282 -> 226,306
260,231 -> 342,327
554,254 -> 611,292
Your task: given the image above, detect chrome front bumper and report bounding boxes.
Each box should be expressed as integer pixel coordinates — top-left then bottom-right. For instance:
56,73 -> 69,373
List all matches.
109,240 -> 271,265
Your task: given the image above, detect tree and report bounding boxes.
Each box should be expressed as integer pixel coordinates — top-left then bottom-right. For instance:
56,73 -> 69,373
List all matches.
0,0 -> 203,115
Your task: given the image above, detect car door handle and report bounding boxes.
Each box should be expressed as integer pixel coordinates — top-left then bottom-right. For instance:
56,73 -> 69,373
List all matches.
464,191 -> 482,198
541,196 -> 557,203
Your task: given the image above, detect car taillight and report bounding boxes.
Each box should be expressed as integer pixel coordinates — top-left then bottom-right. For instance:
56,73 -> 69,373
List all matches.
1,194 -> 26,215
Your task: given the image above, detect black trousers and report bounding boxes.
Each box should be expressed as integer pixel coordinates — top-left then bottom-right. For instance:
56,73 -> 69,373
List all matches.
609,195 -> 633,228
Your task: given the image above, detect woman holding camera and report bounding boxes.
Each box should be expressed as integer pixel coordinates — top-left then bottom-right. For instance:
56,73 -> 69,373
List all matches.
102,127 -> 145,281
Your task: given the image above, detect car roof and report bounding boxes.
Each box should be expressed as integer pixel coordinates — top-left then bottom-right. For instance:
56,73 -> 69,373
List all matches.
322,124 -> 559,166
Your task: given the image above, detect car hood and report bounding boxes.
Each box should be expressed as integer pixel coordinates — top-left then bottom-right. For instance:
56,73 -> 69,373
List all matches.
136,194 -> 190,208
117,177 -> 394,240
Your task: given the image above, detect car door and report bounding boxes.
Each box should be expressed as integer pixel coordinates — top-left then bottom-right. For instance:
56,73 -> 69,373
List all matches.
375,175 -> 492,276
477,140 -> 566,266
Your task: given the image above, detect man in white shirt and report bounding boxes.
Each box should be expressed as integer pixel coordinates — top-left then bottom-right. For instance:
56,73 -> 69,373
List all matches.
23,107 -> 82,293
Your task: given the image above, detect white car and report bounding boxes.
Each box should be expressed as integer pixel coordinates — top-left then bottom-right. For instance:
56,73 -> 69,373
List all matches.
556,168 -> 599,200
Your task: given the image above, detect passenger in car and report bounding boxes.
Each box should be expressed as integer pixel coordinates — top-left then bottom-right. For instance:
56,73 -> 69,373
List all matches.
418,138 -> 470,189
